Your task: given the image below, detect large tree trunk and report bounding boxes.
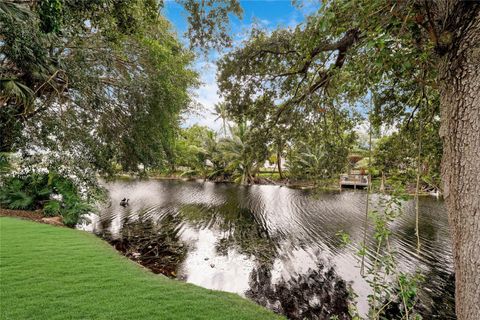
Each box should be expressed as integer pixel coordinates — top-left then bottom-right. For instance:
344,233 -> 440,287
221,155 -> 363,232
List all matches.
438,4 -> 480,319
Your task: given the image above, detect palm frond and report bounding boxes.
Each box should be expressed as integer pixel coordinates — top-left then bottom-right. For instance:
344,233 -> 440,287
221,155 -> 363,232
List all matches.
0,2 -> 32,21
5,191 -> 34,209
0,79 -> 35,112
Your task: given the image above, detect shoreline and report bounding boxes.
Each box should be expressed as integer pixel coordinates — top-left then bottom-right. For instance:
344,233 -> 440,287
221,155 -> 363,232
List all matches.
114,173 -> 341,190
112,174 -> 442,197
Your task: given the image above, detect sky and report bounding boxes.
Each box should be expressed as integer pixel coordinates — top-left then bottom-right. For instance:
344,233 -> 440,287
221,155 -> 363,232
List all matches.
163,0 -> 320,132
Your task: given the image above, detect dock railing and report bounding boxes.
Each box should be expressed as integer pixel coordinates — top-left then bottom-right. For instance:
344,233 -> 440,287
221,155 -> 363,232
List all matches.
340,174 -> 369,188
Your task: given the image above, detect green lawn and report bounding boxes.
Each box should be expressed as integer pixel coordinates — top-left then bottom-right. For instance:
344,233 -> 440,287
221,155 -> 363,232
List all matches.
0,217 -> 282,320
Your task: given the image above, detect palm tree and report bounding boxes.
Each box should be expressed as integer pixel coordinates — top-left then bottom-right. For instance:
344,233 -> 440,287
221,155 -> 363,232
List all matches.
212,102 -> 229,137
0,2 -> 36,112
219,122 -> 259,185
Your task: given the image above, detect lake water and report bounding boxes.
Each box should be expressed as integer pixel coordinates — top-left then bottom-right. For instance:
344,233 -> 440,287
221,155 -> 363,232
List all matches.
82,179 -> 455,319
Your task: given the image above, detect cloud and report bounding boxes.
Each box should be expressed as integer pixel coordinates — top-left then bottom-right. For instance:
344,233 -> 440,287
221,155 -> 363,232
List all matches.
259,18 -> 271,26
183,60 -> 223,132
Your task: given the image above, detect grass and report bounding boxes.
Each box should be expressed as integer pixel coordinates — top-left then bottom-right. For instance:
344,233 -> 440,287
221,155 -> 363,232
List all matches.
256,172 -> 282,180
0,217 -> 283,320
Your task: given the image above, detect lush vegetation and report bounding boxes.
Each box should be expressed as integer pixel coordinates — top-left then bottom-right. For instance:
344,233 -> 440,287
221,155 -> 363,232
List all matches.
165,122 -> 271,184
0,172 -> 96,226
1,0 -> 199,178
162,115 -> 440,192
0,0 -> 241,225
1,0 -> 478,318
0,0 -> 444,220
0,217 -> 282,320
212,0 -> 447,192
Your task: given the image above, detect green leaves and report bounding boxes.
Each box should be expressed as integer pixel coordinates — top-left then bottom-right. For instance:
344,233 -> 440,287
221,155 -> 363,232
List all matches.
359,190 -> 425,319
0,178 -> 34,210
0,153 -> 11,174
38,0 -> 64,33
43,200 -> 61,216
336,230 -> 352,248
173,121 -> 269,184
0,2 -> 31,21
181,0 -> 243,52
217,123 -> 263,184
0,0 -> 202,177
0,172 -> 96,227
175,125 -> 217,174
1,191 -> 34,210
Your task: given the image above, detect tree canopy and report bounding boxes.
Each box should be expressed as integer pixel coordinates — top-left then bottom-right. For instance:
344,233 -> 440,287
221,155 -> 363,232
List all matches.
0,0 -> 243,185
216,1 -> 479,318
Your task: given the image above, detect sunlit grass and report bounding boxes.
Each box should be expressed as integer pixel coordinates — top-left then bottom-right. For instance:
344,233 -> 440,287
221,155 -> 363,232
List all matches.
0,217 -> 283,320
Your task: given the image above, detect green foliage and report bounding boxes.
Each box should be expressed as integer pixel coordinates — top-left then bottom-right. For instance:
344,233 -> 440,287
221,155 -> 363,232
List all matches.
0,2 -> 200,191
175,125 -> 216,174
213,102 -> 229,136
0,172 -> 94,227
1,189 -> 34,210
172,122 -> 269,184
285,107 -> 356,182
43,200 -> 61,216
0,153 -> 11,174
335,230 -> 351,248
174,106 -> 355,186
288,141 -> 349,182
181,0 -> 243,52
218,122 -> 269,184
358,190 -> 423,319
397,273 -> 424,314
0,1 -> 31,20
0,175 -> 49,210
38,0 -> 63,33
1,0 -> 242,175
0,79 -> 34,111
216,0 -> 442,189
335,180 -> 425,319
373,112 -> 442,190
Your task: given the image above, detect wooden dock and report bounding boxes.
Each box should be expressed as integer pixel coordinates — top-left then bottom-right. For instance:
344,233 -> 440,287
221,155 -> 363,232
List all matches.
340,174 -> 368,189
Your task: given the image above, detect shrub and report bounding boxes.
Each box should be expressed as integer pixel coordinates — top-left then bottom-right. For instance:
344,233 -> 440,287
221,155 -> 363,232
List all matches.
43,200 -> 61,216
0,175 -> 49,210
0,172 -> 93,227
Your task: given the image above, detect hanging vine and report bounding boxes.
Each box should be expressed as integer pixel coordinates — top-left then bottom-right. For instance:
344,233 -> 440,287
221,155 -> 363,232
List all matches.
360,100 -> 373,276
414,109 -> 423,251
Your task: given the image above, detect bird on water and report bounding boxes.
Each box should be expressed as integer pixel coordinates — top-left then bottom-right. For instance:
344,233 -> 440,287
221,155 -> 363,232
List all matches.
120,198 -> 129,207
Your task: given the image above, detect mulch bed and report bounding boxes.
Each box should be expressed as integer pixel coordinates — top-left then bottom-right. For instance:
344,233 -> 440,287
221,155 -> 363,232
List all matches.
0,208 -> 44,221
0,208 -> 64,226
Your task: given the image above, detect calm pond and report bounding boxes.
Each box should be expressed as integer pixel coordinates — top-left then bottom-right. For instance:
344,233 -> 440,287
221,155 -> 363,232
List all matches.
82,179 -> 454,319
